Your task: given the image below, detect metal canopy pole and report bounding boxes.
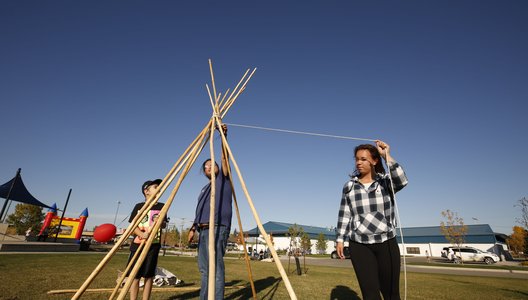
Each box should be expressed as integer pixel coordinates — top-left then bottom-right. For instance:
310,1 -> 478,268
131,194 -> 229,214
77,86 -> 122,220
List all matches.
53,189 -> 72,242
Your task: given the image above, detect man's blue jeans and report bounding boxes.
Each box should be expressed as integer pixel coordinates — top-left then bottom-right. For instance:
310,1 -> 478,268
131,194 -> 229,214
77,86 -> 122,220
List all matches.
198,225 -> 229,300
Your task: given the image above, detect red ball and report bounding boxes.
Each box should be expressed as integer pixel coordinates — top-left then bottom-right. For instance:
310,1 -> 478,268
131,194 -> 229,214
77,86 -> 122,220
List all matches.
93,223 -> 117,243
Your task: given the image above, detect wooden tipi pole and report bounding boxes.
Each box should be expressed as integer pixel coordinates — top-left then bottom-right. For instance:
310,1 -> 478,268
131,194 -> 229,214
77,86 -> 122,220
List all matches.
207,79 -> 257,298
220,68 -> 257,119
206,58 -> 220,300
109,240 -> 146,299
223,146 -> 258,299
216,122 -> 298,300
206,117 -> 217,300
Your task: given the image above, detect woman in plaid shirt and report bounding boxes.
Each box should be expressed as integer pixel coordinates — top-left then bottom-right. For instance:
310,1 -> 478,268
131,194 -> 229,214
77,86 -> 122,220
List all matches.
336,140 -> 408,300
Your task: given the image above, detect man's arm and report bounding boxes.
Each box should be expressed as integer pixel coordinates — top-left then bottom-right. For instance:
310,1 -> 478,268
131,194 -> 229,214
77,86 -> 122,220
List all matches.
133,227 -> 148,239
188,225 -> 196,243
219,124 -> 229,177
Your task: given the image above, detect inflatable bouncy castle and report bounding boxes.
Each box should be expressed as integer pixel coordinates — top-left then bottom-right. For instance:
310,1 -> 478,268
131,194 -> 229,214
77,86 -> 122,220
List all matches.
37,204 -> 88,243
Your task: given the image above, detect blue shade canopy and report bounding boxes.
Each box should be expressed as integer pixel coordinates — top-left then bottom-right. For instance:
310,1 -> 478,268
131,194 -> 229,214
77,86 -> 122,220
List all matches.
0,171 -> 51,209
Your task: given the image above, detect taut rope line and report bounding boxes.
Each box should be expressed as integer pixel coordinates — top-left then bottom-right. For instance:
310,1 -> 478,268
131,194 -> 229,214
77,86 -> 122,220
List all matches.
225,123 -> 376,142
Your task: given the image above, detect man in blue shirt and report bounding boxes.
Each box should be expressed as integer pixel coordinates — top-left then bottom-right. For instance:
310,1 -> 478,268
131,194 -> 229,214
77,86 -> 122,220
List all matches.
189,124 -> 233,300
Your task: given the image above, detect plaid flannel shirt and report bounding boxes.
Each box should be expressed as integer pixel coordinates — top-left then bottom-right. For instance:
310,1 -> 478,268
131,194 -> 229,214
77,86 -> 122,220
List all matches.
336,162 -> 408,244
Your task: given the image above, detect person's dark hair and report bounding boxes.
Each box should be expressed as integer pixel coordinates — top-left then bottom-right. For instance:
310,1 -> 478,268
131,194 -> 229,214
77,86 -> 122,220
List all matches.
354,144 -> 386,175
141,179 -> 162,196
201,159 -> 219,175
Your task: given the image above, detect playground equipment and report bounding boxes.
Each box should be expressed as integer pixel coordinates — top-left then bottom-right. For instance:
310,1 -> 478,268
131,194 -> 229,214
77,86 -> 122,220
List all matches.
37,204 -> 88,243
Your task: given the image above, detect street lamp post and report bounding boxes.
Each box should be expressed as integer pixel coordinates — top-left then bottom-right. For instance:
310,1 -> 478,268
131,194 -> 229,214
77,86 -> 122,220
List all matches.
113,201 -> 121,225
180,218 -> 185,255
162,217 -> 171,256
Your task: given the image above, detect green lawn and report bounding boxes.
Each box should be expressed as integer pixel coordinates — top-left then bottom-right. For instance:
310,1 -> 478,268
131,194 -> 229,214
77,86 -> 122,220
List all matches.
0,253 -> 527,299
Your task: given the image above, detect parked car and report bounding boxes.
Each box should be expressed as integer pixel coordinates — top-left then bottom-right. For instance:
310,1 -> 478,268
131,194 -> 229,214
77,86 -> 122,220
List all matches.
331,246 -> 350,259
441,246 -> 500,264
226,242 -> 238,251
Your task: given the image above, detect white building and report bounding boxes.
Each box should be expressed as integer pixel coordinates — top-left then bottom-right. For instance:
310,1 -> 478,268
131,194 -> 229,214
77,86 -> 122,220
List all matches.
244,221 -> 336,255
394,224 -> 510,259
244,222 -> 511,260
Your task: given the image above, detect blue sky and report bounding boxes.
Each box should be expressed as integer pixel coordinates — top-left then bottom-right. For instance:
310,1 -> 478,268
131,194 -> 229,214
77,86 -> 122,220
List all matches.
1,1 -> 526,235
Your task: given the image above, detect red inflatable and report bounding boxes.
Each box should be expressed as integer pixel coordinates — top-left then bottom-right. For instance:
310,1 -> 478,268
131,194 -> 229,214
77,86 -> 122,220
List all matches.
93,223 -> 117,243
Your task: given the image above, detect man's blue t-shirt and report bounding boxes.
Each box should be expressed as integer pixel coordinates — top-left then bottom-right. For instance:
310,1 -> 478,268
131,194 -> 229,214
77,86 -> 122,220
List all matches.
193,169 -> 233,229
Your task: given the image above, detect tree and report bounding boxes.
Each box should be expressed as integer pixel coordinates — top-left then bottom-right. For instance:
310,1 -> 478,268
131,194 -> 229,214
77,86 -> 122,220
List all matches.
287,224 -> 302,256
515,197 -> 528,230
316,233 -> 328,254
230,228 -> 240,245
5,203 -> 44,235
300,232 -> 311,254
161,225 -> 179,247
440,209 -> 468,263
507,226 -> 527,255
525,231 -> 528,255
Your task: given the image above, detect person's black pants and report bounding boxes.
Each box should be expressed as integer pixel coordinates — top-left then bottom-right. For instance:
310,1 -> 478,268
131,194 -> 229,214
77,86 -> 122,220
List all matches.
348,238 -> 400,300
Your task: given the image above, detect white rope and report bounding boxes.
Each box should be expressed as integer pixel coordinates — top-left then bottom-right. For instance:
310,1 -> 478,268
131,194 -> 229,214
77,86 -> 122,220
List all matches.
385,160 -> 407,300
225,123 -> 377,142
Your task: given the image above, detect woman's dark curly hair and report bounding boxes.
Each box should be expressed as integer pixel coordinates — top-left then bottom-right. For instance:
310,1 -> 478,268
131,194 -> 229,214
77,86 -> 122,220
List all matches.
354,144 -> 386,175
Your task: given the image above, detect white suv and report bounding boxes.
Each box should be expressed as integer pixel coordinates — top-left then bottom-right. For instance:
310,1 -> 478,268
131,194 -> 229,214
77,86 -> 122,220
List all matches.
442,246 -> 500,264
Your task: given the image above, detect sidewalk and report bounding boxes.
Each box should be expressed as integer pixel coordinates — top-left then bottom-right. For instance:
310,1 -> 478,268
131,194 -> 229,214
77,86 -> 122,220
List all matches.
407,263 -> 528,275
406,256 -> 527,269
277,255 -> 528,279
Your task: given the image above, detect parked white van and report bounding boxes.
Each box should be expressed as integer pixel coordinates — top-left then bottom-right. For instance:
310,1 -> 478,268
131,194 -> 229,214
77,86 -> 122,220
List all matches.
441,246 -> 500,264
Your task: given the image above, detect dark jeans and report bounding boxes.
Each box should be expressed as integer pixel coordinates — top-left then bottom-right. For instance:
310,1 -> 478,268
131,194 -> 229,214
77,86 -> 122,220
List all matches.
349,238 -> 400,300
198,225 -> 229,300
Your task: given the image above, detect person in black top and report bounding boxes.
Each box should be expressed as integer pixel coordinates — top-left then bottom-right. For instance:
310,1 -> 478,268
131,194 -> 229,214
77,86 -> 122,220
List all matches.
127,179 -> 166,300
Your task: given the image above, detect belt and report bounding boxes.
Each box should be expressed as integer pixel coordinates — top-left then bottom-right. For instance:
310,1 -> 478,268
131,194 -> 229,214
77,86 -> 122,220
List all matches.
197,223 -> 209,229
197,223 -> 225,230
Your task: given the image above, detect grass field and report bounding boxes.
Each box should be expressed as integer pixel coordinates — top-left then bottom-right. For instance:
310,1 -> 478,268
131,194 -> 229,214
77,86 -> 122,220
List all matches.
0,253 -> 527,299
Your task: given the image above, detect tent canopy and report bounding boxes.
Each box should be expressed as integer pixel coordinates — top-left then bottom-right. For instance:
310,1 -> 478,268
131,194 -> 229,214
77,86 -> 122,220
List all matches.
0,169 -> 51,209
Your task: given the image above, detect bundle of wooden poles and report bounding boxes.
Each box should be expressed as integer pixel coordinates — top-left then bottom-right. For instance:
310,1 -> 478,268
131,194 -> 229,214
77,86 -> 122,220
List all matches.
70,60 -> 298,300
